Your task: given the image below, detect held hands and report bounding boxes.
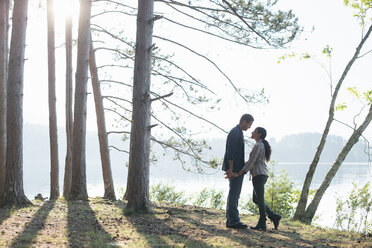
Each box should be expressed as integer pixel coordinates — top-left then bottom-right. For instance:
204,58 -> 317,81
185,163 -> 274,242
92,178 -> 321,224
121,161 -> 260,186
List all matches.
224,170 -> 240,179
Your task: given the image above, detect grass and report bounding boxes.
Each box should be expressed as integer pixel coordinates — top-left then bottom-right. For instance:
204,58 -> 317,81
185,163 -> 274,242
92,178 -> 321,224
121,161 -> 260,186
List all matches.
0,198 -> 370,247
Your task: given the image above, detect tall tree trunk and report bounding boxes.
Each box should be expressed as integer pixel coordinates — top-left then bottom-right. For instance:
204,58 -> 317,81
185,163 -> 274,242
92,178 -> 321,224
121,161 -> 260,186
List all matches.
63,1 -> 73,198
89,38 -> 116,200
293,24 -> 372,221
126,0 -> 154,212
47,0 -> 59,200
3,0 -> 30,206
0,0 -> 9,203
300,104 -> 372,224
68,0 -> 91,200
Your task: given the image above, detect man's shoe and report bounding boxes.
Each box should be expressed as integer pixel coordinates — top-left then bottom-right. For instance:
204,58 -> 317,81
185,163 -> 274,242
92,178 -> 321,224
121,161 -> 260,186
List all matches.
226,222 -> 248,229
270,214 -> 281,230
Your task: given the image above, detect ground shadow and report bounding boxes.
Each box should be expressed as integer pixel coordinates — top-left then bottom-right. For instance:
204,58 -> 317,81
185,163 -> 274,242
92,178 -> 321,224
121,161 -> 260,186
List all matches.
161,205 -> 323,248
0,205 -> 14,226
0,202 -> 33,226
114,201 -> 214,248
158,205 -> 262,247
277,227 -> 331,248
9,200 -> 56,248
67,199 -> 119,248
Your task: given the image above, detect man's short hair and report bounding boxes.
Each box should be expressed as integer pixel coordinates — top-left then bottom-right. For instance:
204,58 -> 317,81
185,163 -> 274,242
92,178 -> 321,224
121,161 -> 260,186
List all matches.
239,114 -> 254,124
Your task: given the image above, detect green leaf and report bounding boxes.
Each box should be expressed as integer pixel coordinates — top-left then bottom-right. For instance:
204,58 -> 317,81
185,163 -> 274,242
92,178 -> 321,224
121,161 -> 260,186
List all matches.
363,90 -> 372,104
322,45 -> 333,58
277,52 -> 296,64
347,87 -> 361,99
335,103 -> 348,111
301,53 -> 311,59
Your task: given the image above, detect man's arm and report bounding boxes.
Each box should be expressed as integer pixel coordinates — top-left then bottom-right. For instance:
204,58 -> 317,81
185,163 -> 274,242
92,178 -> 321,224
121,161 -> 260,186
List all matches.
227,160 -> 234,174
226,130 -> 239,172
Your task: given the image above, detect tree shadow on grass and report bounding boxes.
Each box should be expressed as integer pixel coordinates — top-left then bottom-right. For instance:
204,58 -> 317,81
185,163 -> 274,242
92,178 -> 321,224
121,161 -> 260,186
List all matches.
158,205 -> 323,248
276,228 -> 331,248
0,205 -> 15,226
0,201 -> 35,226
155,205 -> 263,247
113,201 -> 214,248
9,200 -> 56,248
67,199 -> 119,248
177,211 -> 258,246
185,209 -> 335,248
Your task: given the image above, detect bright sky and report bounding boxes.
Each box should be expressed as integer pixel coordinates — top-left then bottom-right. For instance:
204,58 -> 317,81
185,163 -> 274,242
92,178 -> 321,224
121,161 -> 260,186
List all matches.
22,0 -> 371,143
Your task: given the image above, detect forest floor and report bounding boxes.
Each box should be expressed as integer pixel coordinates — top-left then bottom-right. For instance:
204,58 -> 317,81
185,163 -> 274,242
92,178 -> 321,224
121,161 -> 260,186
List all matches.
0,198 -> 371,248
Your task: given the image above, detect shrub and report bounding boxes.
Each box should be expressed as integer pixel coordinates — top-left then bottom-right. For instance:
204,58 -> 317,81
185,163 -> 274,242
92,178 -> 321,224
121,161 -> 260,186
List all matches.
150,183 -> 189,205
193,188 -> 211,207
209,189 -> 225,210
193,188 -> 225,209
334,182 -> 372,233
117,186 -> 126,199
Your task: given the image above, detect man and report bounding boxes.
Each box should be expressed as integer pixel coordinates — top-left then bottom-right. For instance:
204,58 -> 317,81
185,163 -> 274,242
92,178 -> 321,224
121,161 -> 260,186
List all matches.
223,114 -> 254,229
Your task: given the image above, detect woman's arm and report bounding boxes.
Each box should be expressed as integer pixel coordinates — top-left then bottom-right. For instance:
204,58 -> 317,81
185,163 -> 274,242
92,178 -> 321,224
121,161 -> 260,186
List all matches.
238,144 -> 261,175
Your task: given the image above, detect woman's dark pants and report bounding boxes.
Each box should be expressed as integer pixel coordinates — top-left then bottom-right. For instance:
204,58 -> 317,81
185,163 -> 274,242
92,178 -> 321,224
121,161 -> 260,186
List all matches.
252,175 -> 275,222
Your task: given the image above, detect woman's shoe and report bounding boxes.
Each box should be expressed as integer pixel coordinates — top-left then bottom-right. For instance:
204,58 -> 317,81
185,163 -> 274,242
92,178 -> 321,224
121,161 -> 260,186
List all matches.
250,219 -> 266,231
270,214 -> 281,230
250,225 -> 266,231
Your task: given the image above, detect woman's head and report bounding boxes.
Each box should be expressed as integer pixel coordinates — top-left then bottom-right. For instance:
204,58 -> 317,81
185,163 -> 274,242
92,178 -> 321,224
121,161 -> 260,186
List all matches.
251,127 -> 271,161
250,127 -> 266,140
256,127 -> 267,140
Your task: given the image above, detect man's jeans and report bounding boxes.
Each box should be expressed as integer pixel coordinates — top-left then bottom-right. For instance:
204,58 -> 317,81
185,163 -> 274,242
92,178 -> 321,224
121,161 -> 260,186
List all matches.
252,175 -> 275,221
226,174 -> 244,225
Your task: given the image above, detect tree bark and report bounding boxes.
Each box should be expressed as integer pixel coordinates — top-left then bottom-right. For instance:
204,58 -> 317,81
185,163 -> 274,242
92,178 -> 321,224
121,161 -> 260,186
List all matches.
3,0 -> 30,206
0,0 -> 9,203
47,0 -> 59,200
68,0 -> 91,200
89,37 -> 116,200
125,0 -> 154,212
301,104 -> 372,224
63,3 -> 73,198
293,23 -> 372,221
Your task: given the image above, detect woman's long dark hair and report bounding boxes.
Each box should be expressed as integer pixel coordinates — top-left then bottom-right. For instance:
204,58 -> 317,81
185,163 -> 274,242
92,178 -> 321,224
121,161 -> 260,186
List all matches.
256,127 -> 271,162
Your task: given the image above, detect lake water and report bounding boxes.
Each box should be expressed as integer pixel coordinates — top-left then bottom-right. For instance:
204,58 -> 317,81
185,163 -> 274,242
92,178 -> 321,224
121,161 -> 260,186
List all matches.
24,161 -> 371,229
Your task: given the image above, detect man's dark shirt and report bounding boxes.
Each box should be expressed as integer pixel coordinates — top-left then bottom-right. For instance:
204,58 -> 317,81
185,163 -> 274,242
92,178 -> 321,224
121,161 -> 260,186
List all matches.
222,125 -> 245,173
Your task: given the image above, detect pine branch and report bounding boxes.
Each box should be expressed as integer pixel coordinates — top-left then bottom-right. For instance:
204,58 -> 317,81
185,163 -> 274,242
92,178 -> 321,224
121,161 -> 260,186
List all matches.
109,145 -> 129,154
153,35 -> 249,104
107,130 -> 130,135
221,0 -> 271,46
91,10 -> 136,19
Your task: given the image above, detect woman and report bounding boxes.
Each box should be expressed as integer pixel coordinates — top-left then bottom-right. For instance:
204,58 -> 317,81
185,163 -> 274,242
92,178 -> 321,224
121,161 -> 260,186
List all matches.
230,127 -> 281,231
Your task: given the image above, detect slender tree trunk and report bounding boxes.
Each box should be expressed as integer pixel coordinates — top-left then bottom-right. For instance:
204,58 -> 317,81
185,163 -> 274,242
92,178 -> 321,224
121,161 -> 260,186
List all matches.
3,0 -> 30,206
63,2 -> 73,198
5,0 -> 8,72
0,0 -> 9,203
47,0 -> 59,200
68,0 -> 91,200
126,0 -> 154,212
300,104 -> 372,224
293,24 -> 372,221
89,38 -> 116,200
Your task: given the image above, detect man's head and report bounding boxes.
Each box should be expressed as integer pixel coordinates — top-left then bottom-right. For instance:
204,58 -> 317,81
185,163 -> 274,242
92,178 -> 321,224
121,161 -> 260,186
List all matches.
239,114 -> 254,131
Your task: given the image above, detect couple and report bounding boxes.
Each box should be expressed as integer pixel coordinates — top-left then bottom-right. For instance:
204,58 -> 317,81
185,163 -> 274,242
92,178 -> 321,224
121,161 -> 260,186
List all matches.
223,114 -> 281,231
